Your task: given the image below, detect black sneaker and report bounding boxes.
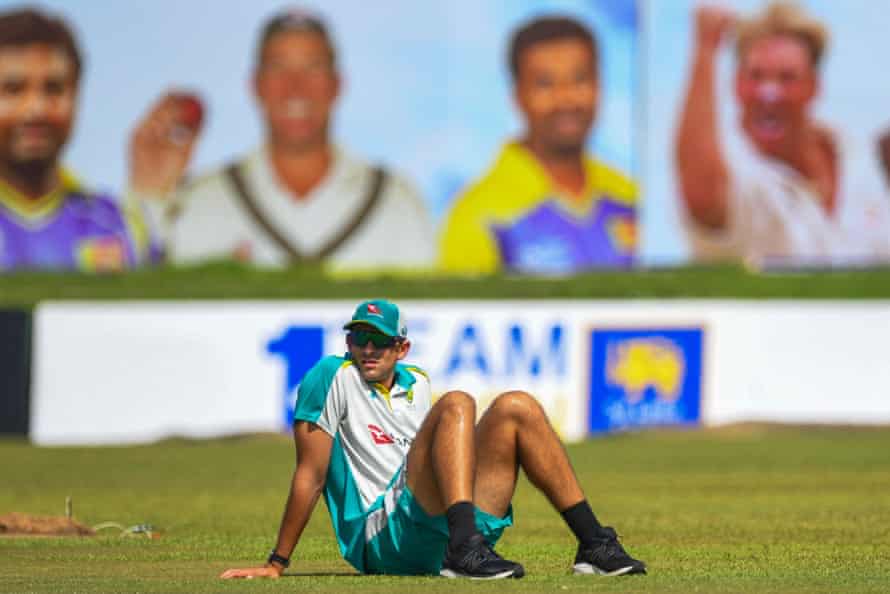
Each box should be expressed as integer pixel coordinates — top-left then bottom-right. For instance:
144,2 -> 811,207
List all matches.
440,534 -> 525,579
573,527 -> 647,576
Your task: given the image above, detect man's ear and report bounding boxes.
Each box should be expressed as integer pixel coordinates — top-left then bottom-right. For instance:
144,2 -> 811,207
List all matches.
397,340 -> 411,361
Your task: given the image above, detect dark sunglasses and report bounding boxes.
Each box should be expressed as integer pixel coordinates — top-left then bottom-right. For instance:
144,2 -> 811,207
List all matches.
348,330 -> 400,349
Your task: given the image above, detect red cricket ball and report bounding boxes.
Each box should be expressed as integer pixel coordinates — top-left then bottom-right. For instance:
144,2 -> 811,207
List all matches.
174,93 -> 205,130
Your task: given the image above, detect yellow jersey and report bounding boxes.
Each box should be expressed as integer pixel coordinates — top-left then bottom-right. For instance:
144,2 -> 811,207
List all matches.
438,142 -> 637,275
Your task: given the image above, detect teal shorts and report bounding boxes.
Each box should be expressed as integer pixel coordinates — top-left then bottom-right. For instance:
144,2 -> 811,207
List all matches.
362,468 -> 513,575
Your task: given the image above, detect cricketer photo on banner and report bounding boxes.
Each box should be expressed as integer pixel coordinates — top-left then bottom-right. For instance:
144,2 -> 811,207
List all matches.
641,0 -> 890,268
10,0 -> 638,275
588,327 -> 704,433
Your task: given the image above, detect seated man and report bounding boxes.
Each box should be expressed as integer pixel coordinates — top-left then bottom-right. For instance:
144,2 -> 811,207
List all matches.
439,16 -> 638,276
130,10 -> 434,271
221,299 -> 646,579
0,9 -> 151,272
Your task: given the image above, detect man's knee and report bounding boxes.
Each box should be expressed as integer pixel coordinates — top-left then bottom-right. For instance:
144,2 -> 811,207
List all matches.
488,390 -> 546,424
437,390 -> 477,418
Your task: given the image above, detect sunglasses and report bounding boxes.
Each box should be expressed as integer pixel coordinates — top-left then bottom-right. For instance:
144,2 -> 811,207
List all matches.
348,330 -> 401,349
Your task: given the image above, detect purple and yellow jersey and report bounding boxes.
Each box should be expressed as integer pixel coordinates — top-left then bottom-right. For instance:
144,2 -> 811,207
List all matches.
438,142 -> 637,275
0,169 -> 151,272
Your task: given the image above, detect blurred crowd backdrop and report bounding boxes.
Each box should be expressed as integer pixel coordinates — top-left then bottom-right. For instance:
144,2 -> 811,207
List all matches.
1,0 -> 889,274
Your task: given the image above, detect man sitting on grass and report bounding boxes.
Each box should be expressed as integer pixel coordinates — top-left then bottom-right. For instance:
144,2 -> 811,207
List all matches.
221,299 -> 646,579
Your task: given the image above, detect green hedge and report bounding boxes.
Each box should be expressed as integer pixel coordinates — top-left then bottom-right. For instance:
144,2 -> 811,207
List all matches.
4,263 -> 890,308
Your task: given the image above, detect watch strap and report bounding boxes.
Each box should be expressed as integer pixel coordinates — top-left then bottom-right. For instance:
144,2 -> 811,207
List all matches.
267,551 -> 290,568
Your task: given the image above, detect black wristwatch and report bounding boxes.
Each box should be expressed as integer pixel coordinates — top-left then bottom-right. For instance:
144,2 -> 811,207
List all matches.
267,551 -> 290,568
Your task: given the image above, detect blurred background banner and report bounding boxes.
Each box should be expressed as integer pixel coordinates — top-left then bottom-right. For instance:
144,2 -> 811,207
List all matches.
5,0 -> 887,272
643,0 -> 890,267
31,299 -> 890,446
1,0 -> 636,233
31,301 -> 591,444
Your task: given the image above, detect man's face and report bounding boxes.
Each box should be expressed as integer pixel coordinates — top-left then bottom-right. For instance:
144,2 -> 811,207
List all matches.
735,35 -> 817,159
515,38 -> 598,155
0,44 -> 76,170
254,31 -> 339,150
346,326 -> 410,385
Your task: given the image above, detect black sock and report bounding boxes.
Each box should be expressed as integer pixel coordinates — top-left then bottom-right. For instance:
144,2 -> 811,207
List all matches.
446,501 -> 477,549
560,500 -> 606,546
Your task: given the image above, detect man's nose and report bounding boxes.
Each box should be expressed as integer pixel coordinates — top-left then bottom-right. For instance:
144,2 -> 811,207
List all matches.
755,80 -> 783,103
21,88 -> 50,119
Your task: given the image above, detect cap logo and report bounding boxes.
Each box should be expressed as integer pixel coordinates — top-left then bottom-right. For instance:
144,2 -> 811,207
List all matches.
366,304 -> 381,316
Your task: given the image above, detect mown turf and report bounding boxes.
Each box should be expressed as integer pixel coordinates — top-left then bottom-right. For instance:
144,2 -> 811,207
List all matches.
1,425 -> 889,593
5,262 -> 890,308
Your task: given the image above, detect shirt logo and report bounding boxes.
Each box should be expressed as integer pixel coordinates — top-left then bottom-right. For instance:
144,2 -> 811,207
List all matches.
368,424 -> 395,445
76,236 -> 128,272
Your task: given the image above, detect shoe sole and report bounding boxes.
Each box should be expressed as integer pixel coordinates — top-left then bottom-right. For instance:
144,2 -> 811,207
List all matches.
440,568 -> 519,580
573,562 -> 646,576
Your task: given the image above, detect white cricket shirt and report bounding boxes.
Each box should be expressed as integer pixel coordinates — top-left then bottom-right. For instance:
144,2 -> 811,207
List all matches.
142,146 -> 435,270
684,131 -> 890,266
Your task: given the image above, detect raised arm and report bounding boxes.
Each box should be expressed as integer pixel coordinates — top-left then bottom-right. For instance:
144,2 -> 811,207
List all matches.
128,91 -> 204,198
220,421 -> 333,579
675,6 -> 736,230
878,128 -> 890,188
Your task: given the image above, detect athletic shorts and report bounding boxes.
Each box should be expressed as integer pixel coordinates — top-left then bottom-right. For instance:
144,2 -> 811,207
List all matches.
361,464 -> 513,575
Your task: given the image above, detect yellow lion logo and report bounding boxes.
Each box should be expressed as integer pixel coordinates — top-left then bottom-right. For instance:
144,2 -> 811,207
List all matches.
606,338 -> 685,403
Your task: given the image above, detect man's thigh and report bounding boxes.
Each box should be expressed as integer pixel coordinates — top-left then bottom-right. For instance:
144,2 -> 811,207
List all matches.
404,391 -> 475,515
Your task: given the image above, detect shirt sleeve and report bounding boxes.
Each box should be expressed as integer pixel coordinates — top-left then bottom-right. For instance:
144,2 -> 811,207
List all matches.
438,187 -> 501,275
293,356 -> 348,437
682,161 -> 756,263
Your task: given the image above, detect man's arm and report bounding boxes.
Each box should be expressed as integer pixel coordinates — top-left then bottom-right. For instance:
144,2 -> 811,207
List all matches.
126,91 -> 205,263
675,6 -> 735,230
220,421 -> 333,579
129,92 -> 203,197
878,129 -> 890,188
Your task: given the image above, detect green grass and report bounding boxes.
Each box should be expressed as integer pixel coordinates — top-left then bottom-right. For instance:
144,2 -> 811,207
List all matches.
2,426 -> 889,593
6,263 -> 890,308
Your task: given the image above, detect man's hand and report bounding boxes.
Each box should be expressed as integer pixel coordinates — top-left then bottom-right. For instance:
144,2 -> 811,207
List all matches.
695,5 -> 736,54
129,91 -> 204,196
219,565 -> 283,579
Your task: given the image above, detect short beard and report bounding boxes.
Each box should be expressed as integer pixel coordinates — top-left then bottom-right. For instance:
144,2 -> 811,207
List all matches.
0,154 -> 59,196
547,140 -> 586,158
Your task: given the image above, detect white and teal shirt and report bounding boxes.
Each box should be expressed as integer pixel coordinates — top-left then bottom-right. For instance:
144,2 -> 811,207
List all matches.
292,354 -> 432,571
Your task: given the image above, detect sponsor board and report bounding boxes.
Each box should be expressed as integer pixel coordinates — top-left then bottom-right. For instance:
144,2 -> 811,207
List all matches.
267,310 -> 573,434
30,300 -> 890,446
31,302 -> 585,445
588,327 -> 703,433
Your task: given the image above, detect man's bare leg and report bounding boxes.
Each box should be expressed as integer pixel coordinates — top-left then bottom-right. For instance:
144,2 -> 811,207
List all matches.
404,390 -> 523,578
473,390 -> 646,576
473,390 -> 583,517
405,390 -> 476,514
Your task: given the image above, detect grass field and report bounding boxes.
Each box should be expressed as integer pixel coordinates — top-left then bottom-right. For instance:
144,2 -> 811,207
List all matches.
2,426 -> 889,593
6,263 -> 890,308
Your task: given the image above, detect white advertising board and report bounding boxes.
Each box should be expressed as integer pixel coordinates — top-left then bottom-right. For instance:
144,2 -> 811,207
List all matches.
31,300 -> 890,445
31,301 -> 587,445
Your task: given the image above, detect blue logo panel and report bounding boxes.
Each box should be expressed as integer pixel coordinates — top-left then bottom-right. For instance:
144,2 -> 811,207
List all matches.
267,326 -> 326,429
589,328 -> 703,433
